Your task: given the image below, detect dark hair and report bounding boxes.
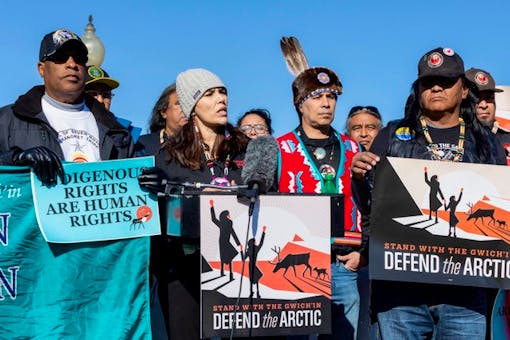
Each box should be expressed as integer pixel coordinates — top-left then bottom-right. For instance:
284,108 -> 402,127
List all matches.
163,121 -> 248,170
400,77 -> 493,162
148,83 -> 176,133
237,108 -> 274,135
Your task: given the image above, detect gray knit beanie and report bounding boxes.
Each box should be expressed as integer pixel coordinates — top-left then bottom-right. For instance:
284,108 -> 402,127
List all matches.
176,68 -> 225,119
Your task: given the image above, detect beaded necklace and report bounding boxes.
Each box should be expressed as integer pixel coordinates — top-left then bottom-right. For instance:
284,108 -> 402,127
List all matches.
419,115 -> 465,162
297,127 -> 338,193
193,117 -> 231,186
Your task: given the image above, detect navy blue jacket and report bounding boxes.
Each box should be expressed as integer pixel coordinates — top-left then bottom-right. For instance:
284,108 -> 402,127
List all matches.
0,86 -> 134,163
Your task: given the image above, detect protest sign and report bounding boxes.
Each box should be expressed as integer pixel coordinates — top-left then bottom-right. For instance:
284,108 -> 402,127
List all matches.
32,157 -> 160,243
370,157 -> 510,288
0,166 -> 151,338
200,194 -> 332,338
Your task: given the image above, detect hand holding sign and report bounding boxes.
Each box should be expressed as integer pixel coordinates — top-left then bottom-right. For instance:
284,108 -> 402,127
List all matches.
13,146 -> 65,185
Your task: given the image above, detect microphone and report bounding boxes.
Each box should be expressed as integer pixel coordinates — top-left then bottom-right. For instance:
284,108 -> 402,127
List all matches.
239,135 -> 279,215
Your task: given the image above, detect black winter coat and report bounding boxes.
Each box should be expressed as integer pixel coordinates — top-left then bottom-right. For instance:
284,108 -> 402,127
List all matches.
0,86 -> 134,163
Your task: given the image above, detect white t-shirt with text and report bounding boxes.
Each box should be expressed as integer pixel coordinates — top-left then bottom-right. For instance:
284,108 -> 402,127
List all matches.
42,95 -> 101,162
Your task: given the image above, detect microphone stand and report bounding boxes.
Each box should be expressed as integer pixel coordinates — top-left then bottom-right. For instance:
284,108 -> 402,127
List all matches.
157,181 -> 248,197
237,184 -> 261,216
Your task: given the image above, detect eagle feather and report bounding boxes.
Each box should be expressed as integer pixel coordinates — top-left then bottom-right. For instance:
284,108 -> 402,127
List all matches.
280,36 -> 309,77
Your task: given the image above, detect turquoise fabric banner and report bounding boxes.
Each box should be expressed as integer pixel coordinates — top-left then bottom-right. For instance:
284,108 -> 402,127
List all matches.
0,166 -> 151,339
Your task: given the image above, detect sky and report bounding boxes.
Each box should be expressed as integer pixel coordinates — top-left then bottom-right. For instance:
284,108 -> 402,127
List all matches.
1,1 -> 510,137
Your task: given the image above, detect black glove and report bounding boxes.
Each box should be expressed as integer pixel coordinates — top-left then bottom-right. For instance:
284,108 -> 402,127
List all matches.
12,146 -> 65,185
138,167 -> 169,195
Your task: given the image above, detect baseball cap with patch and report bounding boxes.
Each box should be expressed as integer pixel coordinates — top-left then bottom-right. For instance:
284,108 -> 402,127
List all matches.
85,65 -> 120,90
39,29 -> 88,63
465,68 -> 503,93
418,47 -> 464,79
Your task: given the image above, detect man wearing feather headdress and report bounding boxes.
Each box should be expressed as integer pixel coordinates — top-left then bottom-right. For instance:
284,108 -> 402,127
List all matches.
276,36 -> 366,339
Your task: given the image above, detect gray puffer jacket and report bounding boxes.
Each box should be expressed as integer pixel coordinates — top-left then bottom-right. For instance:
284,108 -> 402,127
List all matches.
0,85 -> 134,164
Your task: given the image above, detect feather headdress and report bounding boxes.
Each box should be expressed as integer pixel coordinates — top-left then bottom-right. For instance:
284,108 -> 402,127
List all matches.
280,36 -> 309,77
279,36 -> 343,112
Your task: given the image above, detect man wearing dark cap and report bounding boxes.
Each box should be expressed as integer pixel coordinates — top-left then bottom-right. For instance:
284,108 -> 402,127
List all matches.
0,29 -> 133,184
85,65 -> 119,111
84,65 -> 142,142
465,67 -> 510,164
352,47 -> 505,339
278,37 -> 365,340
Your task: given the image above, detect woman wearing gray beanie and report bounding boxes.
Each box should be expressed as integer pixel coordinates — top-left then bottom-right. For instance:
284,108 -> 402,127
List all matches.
158,68 -> 248,185
141,68 -> 248,339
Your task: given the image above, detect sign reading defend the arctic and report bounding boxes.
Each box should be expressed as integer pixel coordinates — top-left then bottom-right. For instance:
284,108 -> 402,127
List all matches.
32,157 -> 160,243
370,157 -> 510,289
200,195 -> 331,338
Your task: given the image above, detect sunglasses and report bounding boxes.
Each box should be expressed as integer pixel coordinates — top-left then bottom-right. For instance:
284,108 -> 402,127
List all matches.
86,90 -> 114,99
239,124 -> 268,134
43,52 -> 88,65
348,106 -> 381,119
419,76 -> 459,90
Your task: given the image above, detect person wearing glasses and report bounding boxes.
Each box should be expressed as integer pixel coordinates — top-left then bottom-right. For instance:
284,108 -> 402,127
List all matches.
0,29 -> 133,184
351,47 -> 505,339
346,106 -> 382,151
237,108 -> 273,139
465,68 -> 510,165
85,65 -> 142,143
84,65 -> 118,111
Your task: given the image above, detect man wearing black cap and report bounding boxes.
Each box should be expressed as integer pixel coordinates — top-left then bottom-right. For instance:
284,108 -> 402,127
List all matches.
465,67 -> 510,164
0,29 -> 133,184
278,37 -> 365,340
352,47 -> 505,339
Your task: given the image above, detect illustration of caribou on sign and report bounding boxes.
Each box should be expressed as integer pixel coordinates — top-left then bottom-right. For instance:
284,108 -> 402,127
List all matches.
466,202 -> 496,226
269,246 -> 313,277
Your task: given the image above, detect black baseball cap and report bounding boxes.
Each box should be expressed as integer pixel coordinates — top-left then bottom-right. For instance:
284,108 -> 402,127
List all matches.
39,29 -> 88,63
465,68 -> 503,93
418,47 -> 464,79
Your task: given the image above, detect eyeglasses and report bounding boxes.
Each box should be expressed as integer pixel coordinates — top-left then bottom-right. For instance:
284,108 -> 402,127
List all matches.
85,90 -> 115,99
348,106 -> 381,119
239,124 -> 268,134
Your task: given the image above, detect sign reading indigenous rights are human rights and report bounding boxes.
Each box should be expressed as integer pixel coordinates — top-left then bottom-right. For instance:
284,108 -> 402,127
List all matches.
32,157 -> 160,243
370,157 -> 510,289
